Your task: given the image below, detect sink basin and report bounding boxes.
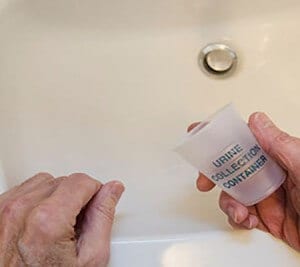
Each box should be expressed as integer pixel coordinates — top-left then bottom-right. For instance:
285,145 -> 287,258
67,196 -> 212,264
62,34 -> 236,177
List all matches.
1,0 -> 300,266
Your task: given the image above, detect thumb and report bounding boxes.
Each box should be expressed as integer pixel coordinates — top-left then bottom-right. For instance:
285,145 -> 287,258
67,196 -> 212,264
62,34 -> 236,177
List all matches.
249,112 -> 300,179
77,181 -> 125,267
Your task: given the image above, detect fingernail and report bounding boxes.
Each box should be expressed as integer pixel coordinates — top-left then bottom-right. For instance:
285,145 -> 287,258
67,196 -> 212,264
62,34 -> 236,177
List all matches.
227,206 -> 238,223
253,112 -> 274,129
244,215 -> 258,229
111,182 -> 125,201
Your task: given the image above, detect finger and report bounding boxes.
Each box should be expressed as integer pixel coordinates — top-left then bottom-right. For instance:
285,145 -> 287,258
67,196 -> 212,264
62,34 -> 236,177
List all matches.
0,174 -> 59,218
19,172 -> 54,191
187,122 -> 200,133
249,112 -> 300,179
240,214 -> 259,229
284,179 -> 300,250
255,187 -> 285,239
0,172 -> 54,203
247,206 -> 269,232
230,206 -> 267,231
228,217 -> 246,229
196,173 -> 215,192
219,191 -> 249,224
228,205 -> 259,230
40,173 -> 102,224
228,214 -> 259,230
186,122 -> 216,192
77,181 -> 125,266
0,176 -> 63,228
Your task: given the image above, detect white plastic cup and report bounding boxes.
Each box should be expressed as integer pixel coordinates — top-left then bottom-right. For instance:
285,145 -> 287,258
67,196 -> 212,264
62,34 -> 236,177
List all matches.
175,104 -> 286,206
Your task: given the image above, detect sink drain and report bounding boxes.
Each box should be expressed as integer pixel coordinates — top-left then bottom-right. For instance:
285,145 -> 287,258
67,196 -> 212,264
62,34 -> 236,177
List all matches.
198,43 -> 237,78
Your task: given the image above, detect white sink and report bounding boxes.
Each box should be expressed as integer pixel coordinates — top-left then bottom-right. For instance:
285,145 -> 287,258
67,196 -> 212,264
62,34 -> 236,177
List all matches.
1,0 -> 300,266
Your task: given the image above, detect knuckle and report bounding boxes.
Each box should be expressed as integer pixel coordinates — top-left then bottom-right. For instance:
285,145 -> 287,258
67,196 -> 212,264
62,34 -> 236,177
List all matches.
69,172 -> 91,180
272,134 -> 300,172
69,173 -> 101,189
35,172 -> 54,179
31,172 -> 54,182
19,206 -> 56,255
69,173 -> 92,184
21,172 -> 54,186
274,132 -> 293,145
46,176 -> 66,187
25,205 -> 55,236
0,198 -> 24,219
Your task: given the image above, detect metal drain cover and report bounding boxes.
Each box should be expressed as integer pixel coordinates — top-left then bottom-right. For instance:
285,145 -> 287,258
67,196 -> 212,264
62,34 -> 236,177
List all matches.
199,43 -> 237,77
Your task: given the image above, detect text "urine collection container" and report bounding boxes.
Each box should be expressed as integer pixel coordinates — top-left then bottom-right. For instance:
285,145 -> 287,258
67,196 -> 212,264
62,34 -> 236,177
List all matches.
175,104 -> 286,206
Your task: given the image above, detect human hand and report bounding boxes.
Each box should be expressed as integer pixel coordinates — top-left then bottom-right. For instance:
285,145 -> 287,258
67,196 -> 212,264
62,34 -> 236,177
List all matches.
0,172 -> 124,266
188,112 -> 300,251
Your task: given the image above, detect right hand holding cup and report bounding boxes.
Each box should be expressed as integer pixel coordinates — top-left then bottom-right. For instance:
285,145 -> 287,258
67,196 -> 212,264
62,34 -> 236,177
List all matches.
189,112 -> 300,251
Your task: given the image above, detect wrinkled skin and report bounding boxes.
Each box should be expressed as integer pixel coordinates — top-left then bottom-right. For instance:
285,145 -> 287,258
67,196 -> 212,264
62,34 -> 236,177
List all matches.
0,172 -> 124,266
188,112 -> 300,251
